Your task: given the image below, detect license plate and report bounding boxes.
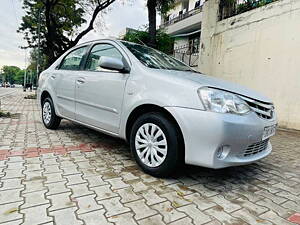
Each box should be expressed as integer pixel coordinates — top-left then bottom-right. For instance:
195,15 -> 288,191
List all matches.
262,124 -> 277,140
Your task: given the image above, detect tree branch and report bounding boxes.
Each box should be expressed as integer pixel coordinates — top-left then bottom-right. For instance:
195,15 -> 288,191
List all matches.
71,0 -> 116,46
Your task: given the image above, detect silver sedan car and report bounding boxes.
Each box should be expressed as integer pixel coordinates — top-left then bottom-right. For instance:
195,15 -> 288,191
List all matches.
38,39 -> 277,177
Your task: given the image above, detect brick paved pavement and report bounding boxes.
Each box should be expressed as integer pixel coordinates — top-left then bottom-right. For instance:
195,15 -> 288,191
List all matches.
0,89 -> 299,225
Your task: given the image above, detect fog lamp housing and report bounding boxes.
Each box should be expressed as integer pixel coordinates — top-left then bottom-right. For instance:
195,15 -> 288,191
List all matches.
216,145 -> 231,159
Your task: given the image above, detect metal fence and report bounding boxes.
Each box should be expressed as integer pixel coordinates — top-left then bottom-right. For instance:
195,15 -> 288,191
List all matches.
173,45 -> 199,68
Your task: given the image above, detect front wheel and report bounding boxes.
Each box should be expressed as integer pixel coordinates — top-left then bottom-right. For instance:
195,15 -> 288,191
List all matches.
130,112 -> 182,177
42,97 -> 61,129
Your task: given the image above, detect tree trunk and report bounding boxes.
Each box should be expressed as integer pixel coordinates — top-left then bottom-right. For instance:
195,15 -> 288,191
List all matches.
147,0 -> 157,48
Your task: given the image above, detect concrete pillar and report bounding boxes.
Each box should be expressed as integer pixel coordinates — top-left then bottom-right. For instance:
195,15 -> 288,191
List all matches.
198,0 -> 220,74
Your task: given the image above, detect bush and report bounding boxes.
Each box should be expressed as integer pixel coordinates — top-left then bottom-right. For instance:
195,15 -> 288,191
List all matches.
236,0 -> 276,15
24,94 -> 37,99
0,111 -> 11,118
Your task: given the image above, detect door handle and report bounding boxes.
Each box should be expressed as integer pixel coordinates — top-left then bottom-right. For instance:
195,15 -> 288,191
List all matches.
77,78 -> 85,84
51,75 -> 56,79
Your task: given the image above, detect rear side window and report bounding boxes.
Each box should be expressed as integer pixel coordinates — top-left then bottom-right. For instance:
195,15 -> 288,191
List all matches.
85,44 -> 123,71
60,46 -> 87,70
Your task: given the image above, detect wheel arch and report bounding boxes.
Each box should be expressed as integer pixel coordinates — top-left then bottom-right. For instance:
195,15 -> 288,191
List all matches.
40,90 -> 52,106
125,104 -> 185,160
40,90 -> 61,117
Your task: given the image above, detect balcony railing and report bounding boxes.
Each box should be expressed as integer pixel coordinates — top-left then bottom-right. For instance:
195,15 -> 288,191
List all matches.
219,0 -> 278,20
161,6 -> 202,28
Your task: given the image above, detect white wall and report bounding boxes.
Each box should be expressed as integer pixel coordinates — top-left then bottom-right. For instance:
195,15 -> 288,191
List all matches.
199,0 -> 300,130
174,37 -> 189,48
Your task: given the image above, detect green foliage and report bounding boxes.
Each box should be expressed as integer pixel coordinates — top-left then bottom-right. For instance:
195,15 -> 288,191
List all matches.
146,0 -> 175,48
220,0 -> 277,19
0,111 -> 11,118
18,0 -> 116,66
1,66 -> 25,84
28,48 -> 47,72
235,0 -> 277,15
24,94 -> 37,99
157,0 -> 176,15
123,29 -> 174,54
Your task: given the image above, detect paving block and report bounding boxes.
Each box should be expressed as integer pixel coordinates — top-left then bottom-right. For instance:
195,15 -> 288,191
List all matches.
76,194 -> 103,214
21,189 -> 49,209
106,177 -> 130,190
0,202 -> 23,223
140,189 -> 167,206
108,212 -> 138,225
177,204 -> 211,224
78,209 -> 113,225
48,192 -> 75,211
115,187 -> 142,203
125,199 -> 157,220
50,207 -> 83,225
151,201 -> 186,224
0,188 -> 23,204
99,197 -> 130,217
92,184 -> 118,200
21,204 -> 52,225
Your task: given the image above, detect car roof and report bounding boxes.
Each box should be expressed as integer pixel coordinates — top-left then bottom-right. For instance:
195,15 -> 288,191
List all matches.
76,38 -> 119,47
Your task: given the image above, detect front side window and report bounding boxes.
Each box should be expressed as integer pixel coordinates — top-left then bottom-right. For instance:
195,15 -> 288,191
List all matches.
60,46 -> 87,70
85,44 -> 123,71
121,41 -> 194,72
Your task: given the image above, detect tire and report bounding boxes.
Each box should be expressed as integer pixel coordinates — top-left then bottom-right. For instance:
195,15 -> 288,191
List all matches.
42,97 -> 61,129
130,112 -> 183,177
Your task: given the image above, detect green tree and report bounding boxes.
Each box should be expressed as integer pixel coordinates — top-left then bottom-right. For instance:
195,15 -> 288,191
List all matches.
15,70 -> 26,84
27,48 -> 47,73
123,29 -> 174,54
18,0 -> 116,66
146,0 -> 175,48
1,66 -> 25,84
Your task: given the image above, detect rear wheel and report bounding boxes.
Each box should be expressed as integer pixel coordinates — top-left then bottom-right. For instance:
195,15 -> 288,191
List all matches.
42,97 -> 61,129
130,112 -> 182,177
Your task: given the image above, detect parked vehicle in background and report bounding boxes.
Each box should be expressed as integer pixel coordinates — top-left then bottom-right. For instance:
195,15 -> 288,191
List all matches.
38,39 -> 277,177
2,82 -> 11,88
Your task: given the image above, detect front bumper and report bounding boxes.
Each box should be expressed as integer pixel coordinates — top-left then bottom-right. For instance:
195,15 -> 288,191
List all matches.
166,107 -> 277,169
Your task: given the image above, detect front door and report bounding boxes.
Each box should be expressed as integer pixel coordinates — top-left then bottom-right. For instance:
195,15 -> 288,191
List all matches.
55,46 -> 88,119
75,43 -> 129,134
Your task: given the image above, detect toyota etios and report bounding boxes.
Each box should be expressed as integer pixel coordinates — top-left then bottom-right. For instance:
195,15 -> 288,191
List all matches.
38,39 -> 277,177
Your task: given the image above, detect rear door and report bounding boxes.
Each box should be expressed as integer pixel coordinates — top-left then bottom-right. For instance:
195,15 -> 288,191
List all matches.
75,42 -> 129,134
54,46 -> 88,119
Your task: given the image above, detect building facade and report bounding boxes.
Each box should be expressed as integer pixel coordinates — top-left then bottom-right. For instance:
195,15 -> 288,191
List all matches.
160,0 -> 204,68
163,0 -> 300,130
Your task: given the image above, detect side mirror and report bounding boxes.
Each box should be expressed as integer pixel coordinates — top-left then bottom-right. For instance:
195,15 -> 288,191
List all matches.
99,56 -> 130,73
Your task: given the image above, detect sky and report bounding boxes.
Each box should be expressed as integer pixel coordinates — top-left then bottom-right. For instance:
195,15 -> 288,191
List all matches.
0,0 -> 157,69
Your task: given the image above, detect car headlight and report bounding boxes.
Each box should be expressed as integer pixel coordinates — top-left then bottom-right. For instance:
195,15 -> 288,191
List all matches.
198,87 -> 250,115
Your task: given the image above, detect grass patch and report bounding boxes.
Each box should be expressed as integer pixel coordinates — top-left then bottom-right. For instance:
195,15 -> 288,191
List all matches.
0,111 -> 20,118
0,111 -> 11,118
24,94 -> 37,99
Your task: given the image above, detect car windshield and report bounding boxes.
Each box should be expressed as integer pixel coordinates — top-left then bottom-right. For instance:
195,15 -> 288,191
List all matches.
121,41 -> 194,72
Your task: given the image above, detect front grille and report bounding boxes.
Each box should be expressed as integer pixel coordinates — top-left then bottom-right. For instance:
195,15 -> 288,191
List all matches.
243,139 -> 269,157
240,96 -> 274,120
